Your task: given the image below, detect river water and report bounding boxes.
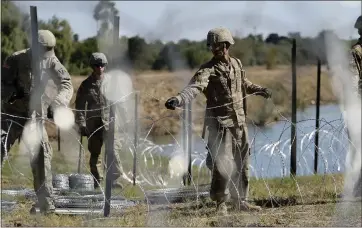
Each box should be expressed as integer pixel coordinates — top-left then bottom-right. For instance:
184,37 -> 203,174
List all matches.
149,104 -> 349,179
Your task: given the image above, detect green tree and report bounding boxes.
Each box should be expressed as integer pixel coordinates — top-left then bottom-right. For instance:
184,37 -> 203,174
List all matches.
1,0 -> 28,63
266,46 -> 278,70
69,37 -> 98,75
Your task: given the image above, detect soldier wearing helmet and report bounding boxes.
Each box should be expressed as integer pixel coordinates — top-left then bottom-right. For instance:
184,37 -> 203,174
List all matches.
165,27 -> 271,215
348,16 -> 362,198
350,16 -> 362,95
75,52 -> 123,189
1,30 -> 73,214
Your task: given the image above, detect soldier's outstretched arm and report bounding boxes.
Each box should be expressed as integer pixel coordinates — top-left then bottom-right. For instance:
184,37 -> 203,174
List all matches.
175,67 -> 211,106
75,82 -> 87,126
235,57 -> 268,96
243,73 -> 265,95
243,75 -> 272,99
50,59 -> 73,107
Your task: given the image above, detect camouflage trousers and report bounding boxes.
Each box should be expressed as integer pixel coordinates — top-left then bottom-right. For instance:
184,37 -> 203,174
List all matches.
206,121 -> 250,203
1,112 -> 55,212
87,122 -> 122,186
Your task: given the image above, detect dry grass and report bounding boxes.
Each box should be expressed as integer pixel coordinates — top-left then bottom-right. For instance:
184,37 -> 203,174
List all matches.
45,65 -> 336,137
2,169 -> 361,227
2,136 -> 361,227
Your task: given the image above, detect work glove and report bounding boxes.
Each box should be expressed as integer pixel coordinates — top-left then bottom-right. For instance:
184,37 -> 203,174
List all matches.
258,88 -> 272,99
165,97 -> 179,110
47,105 -> 54,120
8,91 -> 25,104
79,125 -> 89,137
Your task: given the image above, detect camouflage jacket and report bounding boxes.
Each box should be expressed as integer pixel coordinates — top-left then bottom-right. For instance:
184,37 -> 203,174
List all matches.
1,48 -> 73,115
75,73 -> 129,132
176,56 -> 265,127
349,38 -> 362,95
75,74 -> 109,130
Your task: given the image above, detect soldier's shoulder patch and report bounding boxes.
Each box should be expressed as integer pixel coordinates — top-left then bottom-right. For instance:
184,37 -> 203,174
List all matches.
52,59 -> 70,77
57,67 -> 65,75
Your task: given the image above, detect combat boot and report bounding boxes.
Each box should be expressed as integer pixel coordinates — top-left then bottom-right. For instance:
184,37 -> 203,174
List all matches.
30,203 -> 56,215
216,201 -> 228,216
232,200 -> 261,212
29,204 -> 37,215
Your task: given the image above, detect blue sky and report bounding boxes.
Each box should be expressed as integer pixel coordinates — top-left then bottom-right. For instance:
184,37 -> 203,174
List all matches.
14,1 -> 362,42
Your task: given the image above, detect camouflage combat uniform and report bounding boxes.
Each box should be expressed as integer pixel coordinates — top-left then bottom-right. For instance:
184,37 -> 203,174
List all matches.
75,53 -> 122,188
348,16 -> 362,198
1,30 -> 73,213
166,27 -> 271,213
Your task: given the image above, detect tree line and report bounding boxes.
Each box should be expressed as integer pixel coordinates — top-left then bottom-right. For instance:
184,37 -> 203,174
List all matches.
1,0 -> 357,76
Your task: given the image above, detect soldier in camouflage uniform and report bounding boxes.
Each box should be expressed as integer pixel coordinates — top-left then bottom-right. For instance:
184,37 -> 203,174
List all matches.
75,52 -> 123,189
165,27 -> 271,215
1,30 -> 73,214
348,16 -> 362,198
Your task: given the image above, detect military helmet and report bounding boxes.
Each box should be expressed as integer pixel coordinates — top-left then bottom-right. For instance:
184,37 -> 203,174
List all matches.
38,30 -> 56,47
355,16 -> 362,29
207,27 -> 235,47
89,52 -> 108,66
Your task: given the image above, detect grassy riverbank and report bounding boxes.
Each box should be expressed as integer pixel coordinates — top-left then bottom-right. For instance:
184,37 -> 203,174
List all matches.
2,138 -> 361,227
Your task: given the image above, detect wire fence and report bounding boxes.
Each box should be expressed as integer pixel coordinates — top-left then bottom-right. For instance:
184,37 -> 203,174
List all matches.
1,89 -> 354,189
1,77 -> 361,227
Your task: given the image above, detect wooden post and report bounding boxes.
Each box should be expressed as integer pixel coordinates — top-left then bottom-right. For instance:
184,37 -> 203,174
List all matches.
314,59 -> 321,174
290,39 -> 297,177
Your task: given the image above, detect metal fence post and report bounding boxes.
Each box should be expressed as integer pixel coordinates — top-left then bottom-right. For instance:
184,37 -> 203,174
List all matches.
314,58 -> 321,174
133,91 -> 139,186
290,38 -> 297,177
104,15 -> 119,218
182,104 -> 187,186
57,128 -> 61,151
187,102 -> 192,186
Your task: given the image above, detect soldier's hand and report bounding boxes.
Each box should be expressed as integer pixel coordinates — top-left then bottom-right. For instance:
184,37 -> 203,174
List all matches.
165,97 -> 179,110
80,126 -> 89,137
260,88 -> 272,99
8,91 -> 25,104
8,93 -> 18,104
47,105 -> 54,120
